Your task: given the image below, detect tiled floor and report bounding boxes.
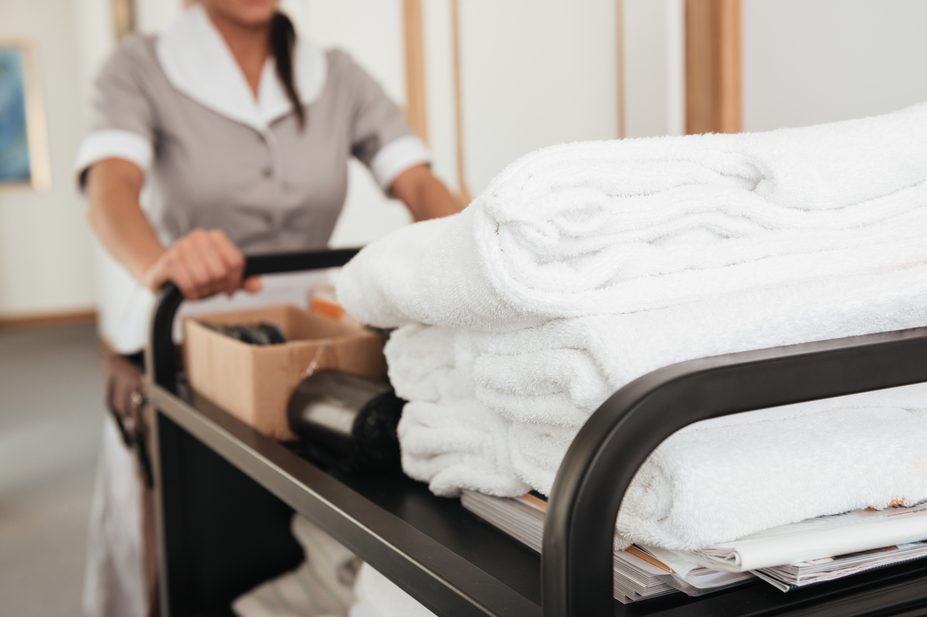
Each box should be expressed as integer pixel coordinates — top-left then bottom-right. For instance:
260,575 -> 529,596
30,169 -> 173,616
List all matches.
0,323 -> 104,617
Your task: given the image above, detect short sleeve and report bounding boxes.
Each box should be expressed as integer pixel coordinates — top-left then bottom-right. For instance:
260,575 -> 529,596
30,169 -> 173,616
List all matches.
337,50 -> 431,192
74,36 -> 156,190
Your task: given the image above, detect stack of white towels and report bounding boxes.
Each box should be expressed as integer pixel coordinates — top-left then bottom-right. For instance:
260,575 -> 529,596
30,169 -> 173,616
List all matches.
337,104 -> 927,551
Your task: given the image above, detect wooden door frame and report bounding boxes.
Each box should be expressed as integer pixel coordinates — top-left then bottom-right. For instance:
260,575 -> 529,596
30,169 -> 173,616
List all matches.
401,0 -> 627,200
685,0 -> 742,134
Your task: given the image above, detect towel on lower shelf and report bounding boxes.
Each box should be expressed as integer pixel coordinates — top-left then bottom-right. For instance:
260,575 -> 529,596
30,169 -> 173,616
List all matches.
233,516 -> 359,617
338,104 -> 927,331
402,383 -> 927,550
349,565 -> 435,617
523,386 -> 927,551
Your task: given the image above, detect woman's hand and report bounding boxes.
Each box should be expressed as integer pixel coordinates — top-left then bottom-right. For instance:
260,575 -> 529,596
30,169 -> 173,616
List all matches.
141,229 -> 262,299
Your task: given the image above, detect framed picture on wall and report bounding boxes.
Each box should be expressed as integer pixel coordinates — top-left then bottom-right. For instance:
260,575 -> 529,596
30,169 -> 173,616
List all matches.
0,40 -> 50,191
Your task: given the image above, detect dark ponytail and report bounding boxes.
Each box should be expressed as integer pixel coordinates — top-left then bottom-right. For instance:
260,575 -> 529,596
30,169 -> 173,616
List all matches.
269,12 -> 305,129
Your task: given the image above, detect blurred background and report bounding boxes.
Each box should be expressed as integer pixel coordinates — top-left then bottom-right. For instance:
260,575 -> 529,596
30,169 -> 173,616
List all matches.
2,0 -> 927,615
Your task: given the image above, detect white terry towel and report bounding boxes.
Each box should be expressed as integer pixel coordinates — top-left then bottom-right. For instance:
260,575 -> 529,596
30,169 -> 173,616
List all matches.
466,267 -> 927,427
507,384 -> 927,550
385,276 -> 927,547
396,381 -> 927,549
337,103 -> 927,330
382,264 -> 927,429
234,516 -> 358,617
386,328 -> 528,496
398,400 -> 527,497
384,325 -> 471,403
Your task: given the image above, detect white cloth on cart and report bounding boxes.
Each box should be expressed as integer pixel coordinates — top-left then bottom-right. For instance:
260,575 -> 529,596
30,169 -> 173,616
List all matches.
384,267 -> 927,428
340,102 -> 927,550
338,103 -> 927,331
387,274 -> 927,547
386,328 -> 528,496
398,378 -> 927,550
510,386 -> 927,550
398,400 -> 527,497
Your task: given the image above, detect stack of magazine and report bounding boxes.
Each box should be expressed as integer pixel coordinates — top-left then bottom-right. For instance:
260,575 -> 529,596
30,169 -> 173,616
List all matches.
460,492 -> 751,603
461,492 -> 927,604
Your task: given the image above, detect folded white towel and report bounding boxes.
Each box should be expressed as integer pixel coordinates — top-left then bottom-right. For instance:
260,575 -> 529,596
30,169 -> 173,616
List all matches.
342,103 -> 927,551
234,516 -> 358,617
384,325 -> 470,403
338,104 -> 927,331
612,387 -> 927,550
382,264 -> 927,431
510,384 -> 927,550
468,267 -> 927,426
398,400 -> 527,497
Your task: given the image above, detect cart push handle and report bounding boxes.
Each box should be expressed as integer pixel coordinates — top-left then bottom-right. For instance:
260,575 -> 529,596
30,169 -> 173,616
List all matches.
542,326 -> 927,617
146,248 -> 360,393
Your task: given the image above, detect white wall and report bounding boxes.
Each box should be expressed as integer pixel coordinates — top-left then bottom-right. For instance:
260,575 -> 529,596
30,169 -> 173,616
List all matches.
453,0 -> 620,192
17,0 -> 925,319
303,0 -> 671,235
623,0 -> 685,138
743,0 -> 927,131
0,0 -> 99,316
419,0 -> 684,196
296,0 -> 629,241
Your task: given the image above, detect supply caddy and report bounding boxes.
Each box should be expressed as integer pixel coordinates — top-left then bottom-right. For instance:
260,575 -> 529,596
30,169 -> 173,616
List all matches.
145,249 -> 927,617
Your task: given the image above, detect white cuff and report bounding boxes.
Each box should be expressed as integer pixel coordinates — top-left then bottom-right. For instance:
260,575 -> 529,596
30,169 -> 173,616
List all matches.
74,129 -> 153,190
369,135 -> 431,192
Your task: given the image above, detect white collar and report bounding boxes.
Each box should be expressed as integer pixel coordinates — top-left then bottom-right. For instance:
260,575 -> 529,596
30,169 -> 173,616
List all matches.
156,4 -> 327,132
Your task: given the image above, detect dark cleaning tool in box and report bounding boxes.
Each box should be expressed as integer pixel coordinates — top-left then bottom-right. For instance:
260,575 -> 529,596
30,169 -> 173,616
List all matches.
201,321 -> 287,345
287,370 -> 404,471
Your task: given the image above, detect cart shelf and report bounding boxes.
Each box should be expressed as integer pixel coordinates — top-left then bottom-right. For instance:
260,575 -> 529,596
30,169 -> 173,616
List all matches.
146,249 -> 927,617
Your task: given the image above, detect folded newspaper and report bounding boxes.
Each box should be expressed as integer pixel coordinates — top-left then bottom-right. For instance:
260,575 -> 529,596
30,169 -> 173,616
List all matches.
682,501 -> 927,573
462,492 -> 927,600
754,540 -> 927,592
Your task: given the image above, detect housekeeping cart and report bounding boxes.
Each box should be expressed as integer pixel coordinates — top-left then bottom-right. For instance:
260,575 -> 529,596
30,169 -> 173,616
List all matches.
145,249 -> 927,617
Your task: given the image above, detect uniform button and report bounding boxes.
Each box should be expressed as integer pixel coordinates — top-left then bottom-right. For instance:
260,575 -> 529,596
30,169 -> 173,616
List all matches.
261,166 -> 273,178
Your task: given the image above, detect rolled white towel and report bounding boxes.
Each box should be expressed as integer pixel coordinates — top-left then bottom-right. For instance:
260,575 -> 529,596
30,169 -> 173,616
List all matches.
338,104 -> 927,331
398,400 -> 527,497
506,384 -> 927,550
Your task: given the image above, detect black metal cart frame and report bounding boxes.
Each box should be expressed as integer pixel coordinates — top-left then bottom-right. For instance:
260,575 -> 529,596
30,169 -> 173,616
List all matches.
146,249 -> 927,617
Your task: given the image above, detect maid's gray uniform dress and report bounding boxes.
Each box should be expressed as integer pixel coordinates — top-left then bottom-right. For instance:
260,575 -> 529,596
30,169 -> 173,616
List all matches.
75,6 -> 429,616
